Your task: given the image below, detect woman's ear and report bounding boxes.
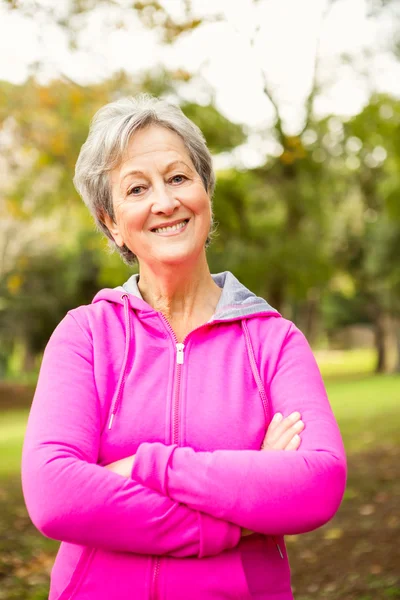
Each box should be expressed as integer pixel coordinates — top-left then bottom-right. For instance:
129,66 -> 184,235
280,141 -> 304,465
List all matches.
103,213 -> 125,247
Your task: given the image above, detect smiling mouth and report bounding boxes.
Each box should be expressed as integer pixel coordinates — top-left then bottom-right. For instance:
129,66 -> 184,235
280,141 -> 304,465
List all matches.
151,219 -> 190,235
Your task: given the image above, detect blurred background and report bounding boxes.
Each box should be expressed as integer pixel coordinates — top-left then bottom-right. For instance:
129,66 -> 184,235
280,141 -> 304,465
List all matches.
0,0 -> 399,598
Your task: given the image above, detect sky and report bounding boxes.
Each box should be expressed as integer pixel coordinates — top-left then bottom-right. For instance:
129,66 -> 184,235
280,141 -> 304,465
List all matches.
0,0 -> 399,151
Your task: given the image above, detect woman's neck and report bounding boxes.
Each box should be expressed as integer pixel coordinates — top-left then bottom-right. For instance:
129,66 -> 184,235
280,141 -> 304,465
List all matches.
137,255 -> 222,322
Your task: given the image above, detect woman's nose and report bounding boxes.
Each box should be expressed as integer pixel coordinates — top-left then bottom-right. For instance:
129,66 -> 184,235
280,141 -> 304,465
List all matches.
152,184 -> 179,212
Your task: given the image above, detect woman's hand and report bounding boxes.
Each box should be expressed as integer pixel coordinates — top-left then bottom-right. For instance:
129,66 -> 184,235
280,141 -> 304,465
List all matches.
261,411 -> 304,452
104,455 -> 135,478
241,412 -> 304,537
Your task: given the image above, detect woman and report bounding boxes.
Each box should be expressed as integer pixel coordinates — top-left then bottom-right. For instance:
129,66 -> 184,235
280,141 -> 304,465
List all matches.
21,94 -> 347,600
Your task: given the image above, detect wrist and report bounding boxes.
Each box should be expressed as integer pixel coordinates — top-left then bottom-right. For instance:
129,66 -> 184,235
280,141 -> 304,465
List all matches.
104,455 -> 135,478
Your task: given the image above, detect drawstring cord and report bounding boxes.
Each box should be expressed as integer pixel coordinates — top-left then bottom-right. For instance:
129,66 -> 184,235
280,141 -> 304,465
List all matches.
108,294 -> 131,430
241,320 -> 284,560
241,320 -> 270,422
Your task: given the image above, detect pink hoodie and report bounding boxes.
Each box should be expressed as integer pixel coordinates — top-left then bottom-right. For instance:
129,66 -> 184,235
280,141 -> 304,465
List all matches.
21,271 -> 347,600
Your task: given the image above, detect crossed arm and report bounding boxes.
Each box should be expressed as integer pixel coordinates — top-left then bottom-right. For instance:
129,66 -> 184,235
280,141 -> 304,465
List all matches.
21,314 -> 346,557
105,324 -> 346,537
104,410 -> 306,538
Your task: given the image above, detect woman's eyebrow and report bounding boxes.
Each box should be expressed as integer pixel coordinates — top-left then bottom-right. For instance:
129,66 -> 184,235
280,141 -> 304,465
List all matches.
164,160 -> 192,172
120,169 -> 146,185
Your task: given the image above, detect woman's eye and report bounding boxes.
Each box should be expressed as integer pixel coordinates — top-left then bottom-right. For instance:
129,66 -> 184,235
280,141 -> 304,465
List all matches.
170,175 -> 187,184
128,186 -> 144,195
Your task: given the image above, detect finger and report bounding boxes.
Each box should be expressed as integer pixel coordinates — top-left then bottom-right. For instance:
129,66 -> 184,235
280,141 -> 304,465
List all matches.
276,420 -> 304,449
264,412 -> 301,447
263,412 -> 294,445
265,420 -> 304,451
284,433 -> 301,451
268,412 -> 283,432
261,413 -> 283,449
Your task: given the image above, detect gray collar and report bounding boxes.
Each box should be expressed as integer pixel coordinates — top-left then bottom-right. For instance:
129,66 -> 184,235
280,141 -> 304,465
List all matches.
118,270 -> 278,321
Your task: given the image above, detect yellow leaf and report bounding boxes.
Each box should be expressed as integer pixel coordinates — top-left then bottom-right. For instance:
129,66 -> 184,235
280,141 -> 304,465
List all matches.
286,136 -> 301,148
7,274 -> 22,294
280,150 -> 295,165
324,527 -> 343,540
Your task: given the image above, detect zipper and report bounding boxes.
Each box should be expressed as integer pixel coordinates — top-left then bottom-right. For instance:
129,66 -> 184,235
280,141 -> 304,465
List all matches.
173,343 -> 185,443
150,317 -> 187,599
158,314 -> 188,445
151,556 -> 161,600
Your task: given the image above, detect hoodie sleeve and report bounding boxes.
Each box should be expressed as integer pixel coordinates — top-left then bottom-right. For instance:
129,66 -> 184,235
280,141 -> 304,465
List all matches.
21,313 -> 241,557
131,322 -> 347,536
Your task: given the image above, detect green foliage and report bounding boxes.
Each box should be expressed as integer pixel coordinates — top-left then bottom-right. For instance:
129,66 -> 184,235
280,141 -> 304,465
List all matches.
181,103 -> 246,154
0,238 -> 101,364
338,95 -> 400,317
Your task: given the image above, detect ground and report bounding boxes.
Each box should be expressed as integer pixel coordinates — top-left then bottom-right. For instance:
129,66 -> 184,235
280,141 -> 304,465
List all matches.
288,445 -> 400,600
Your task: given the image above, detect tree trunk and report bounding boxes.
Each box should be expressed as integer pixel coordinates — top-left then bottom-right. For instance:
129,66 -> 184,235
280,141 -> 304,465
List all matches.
299,290 -> 321,346
374,312 -> 398,374
268,278 -> 285,314
23,346 -> 37,374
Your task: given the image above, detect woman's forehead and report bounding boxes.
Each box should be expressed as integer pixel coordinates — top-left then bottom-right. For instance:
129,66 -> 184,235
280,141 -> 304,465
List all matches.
125,125 -> 189,160
116,126 -> 194,175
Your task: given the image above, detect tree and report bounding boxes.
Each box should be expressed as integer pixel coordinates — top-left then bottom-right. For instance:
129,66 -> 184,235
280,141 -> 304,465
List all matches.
326,94 -> 400,372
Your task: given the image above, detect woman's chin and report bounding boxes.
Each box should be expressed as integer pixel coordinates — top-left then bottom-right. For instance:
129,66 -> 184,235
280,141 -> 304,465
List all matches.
134,245 -> 189,264
157,250 -> 195,265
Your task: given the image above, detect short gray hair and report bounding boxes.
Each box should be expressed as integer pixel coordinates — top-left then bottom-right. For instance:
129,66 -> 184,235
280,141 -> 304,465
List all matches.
73,93 -> 218,265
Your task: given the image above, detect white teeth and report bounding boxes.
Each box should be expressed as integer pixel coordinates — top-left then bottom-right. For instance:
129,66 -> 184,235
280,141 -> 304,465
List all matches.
153,220 -> 188,234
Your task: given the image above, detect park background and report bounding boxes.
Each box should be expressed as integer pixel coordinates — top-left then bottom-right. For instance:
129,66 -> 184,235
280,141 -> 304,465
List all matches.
0,0 -> 399,598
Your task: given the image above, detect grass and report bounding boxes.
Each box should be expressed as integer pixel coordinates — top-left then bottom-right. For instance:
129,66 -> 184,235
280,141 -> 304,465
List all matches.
325,374 -> 400,453
0,410 -> 29,477
315,348 -> 400,453
316,348 -> 377,379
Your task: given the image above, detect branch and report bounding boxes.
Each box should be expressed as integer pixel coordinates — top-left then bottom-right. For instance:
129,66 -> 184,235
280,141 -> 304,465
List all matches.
301,0 -> 340,134
247,2 -> 285,143
58,72 -> 85,89
246,0 -> 340,140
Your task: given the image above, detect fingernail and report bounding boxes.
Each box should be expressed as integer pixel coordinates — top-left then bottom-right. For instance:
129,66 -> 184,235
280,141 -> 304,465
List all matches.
273,413 -> 283,422
290,411 -> 301,421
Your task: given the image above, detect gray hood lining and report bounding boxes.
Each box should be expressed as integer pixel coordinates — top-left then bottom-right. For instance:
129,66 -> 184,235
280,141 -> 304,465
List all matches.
118,270 -> 278,321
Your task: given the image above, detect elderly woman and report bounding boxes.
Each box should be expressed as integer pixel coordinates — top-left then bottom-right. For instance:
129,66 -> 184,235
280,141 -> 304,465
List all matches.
21,94 -> 346,600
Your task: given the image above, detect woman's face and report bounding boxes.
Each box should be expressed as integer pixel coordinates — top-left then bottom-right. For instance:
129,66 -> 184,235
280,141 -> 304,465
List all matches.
104,124 -> 212,267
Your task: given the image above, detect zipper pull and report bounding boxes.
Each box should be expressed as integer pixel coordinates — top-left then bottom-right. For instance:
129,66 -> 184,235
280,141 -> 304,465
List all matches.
273,536 -> 284,559
276,542 -> 284,559
176,343 -> 185,364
